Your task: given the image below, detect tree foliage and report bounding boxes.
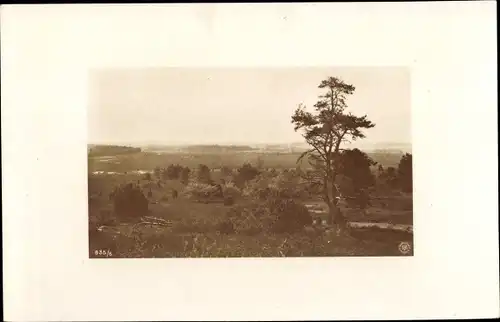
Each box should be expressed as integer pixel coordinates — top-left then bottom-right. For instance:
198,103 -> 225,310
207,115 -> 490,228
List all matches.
291,76 -> 375,227
180,166 -> 191,184
163,164 -> 184,180
111,183 -> 149,221
153,166 -> 162,179
197,164 -> 212,184
397,153 -> 413,193
386,167 -> 398,187
234,163 -> 260,188
338,148 -> 377,192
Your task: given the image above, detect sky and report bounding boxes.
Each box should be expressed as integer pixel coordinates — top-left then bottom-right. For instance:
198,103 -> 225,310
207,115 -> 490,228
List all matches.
88,67 -> 411,146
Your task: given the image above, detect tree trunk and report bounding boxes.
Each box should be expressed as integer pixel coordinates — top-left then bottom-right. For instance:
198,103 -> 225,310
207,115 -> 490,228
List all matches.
327,201 -> 349,236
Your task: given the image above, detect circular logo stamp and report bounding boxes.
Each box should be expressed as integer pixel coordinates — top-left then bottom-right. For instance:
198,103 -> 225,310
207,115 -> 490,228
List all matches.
398,241 -> 412,255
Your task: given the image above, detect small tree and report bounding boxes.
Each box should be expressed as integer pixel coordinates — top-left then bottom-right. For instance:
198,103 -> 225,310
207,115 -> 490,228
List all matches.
337,148 -> 376,210
180,166 -> 191,185
397,153 -> 413,193
256,156 -> 265,170
221,166 -> 232,178
291,76 -> 375,232
165,164 -> 183,180
153,166 -> 162,179
338,148 -> 377,191
382,166 -> 399,190
375,164 -> 397,193
377,164 -> 385,178
112,183 -> 149,221
197,164 -> 212,184
235,163 -> 260,188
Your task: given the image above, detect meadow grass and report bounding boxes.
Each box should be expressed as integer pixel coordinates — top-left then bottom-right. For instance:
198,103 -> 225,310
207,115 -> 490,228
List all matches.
89,177 -> 413,258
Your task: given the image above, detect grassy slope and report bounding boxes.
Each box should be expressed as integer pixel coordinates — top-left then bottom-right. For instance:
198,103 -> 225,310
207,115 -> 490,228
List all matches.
89,171 -> 413,258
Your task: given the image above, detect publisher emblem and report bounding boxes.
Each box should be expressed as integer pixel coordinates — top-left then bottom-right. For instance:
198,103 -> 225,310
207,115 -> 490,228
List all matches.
398,241 -> 411,254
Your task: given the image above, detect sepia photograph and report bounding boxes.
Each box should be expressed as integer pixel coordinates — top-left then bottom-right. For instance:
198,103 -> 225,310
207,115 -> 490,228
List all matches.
3,3 -> 498,321
88,67 -> 413,258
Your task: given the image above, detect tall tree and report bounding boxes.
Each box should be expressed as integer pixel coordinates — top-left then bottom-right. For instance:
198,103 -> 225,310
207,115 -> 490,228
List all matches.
291,76 -> 375,232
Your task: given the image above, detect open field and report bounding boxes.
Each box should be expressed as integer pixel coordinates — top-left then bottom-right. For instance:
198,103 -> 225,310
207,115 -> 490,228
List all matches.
88,150 -> 406,173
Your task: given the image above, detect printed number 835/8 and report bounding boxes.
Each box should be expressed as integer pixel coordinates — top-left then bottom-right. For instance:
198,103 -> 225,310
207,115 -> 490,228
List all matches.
94,249 -> 113,257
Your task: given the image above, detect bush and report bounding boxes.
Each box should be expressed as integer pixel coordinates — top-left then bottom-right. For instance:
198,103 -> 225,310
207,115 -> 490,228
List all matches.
180,167 -> 191,184
153,166 -> 162,179
338,148 -> 377,190
243,172 -> 309,200
197,164 -> 212,184
397,153 -> 413,193
112,183 -> 149,221
223,196 -> 235,206
89,201 -> 115,231
267,198 -> 312,233
225,197 -> 312,235
242,175 -> 271,199
225,202 -> 268,235
221,181 -> 241,199
183,182 -> 222,201
163,164 -> 184,180
234,163 -> 260,188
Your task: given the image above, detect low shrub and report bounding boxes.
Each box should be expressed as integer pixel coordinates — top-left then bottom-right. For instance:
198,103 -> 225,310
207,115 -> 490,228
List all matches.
221,181 -> 242,199
184,180 -> 240,203
267,198 -> 313,233
243,172 -> 310,201
111,183 -> 149,221
183,182 -> 223,201
223,196 -> 235,206
225,197 -> 312,235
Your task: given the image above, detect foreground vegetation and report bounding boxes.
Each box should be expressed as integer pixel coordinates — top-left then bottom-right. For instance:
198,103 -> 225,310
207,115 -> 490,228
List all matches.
88,152 -> 413,258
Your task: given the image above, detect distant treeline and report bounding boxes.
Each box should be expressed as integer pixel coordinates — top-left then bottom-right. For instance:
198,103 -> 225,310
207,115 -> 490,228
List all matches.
182,145 -> 257,153
88,145 -> 141,157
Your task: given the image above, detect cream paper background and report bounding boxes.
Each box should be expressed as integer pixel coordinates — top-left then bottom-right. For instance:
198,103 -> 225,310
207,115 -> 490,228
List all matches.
2,3 -> 498,321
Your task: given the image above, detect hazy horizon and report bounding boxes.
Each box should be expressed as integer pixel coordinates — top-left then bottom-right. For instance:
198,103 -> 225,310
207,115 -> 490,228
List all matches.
87,141 -> 412,149
88,67 -> 411,147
